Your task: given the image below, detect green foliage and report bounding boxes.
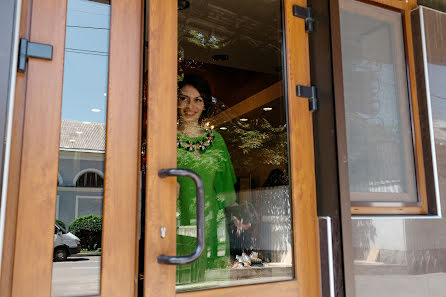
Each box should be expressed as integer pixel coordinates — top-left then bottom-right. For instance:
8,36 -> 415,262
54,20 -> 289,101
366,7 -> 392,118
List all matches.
227,118 -> 288,166
186,29 -> 226,49
68,215 -> 102,250
56,220 -> 66,230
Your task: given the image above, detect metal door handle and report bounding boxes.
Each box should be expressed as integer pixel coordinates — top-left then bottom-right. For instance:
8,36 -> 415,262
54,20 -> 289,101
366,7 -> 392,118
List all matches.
157,168 -> 205,265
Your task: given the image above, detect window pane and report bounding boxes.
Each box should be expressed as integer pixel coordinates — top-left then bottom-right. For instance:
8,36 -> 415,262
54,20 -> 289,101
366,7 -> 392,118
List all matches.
170,0 -> 294,291
339,0 -> 418,203
51,0 -> 110,295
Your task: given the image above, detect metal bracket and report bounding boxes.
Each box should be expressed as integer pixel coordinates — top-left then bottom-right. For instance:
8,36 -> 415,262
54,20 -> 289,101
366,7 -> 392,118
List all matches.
292,5 -> 314,33
296,85 -> 318,112
18,38 -> 53,73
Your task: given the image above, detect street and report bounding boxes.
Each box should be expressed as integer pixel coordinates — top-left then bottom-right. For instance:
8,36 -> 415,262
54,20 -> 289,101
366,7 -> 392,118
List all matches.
51,255 -> 100,297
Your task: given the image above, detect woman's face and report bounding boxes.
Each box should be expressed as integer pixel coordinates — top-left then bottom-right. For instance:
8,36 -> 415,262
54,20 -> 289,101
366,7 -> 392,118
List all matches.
178,84 -> 205,124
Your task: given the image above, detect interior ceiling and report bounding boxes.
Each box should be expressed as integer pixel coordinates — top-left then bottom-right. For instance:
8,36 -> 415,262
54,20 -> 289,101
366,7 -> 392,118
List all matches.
178,0 -> 283,74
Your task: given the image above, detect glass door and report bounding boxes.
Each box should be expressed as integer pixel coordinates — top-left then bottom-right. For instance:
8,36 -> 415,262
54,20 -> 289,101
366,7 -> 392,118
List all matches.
143,0 -> 321,296
4,0 -> 320,296
4,0 -> 142,296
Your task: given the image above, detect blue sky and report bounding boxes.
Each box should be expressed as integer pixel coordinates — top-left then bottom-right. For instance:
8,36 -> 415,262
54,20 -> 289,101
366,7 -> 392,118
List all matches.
61,0 -> 110,124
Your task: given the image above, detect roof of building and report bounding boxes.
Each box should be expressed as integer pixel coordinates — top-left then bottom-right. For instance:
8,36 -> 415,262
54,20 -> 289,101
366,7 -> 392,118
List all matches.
60,120 -> 106,151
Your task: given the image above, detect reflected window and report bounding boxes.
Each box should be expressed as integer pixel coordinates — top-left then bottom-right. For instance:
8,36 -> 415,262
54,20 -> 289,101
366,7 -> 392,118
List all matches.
148,0 -> 294,292
339,0 -> 429,214
51,0 -> 109,295
75,171 -> 104,187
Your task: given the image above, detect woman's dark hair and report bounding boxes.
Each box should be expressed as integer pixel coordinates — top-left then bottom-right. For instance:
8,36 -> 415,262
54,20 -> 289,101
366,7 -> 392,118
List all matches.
178,74 -> 213,123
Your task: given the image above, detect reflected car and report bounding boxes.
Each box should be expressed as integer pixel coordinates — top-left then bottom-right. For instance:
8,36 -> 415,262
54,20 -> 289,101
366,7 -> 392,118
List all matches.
54,223 -> 81,261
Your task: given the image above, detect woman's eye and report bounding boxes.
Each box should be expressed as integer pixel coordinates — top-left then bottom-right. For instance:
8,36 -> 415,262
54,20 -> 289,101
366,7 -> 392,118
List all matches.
195,97 -> 203,103
178,96 -> 187,101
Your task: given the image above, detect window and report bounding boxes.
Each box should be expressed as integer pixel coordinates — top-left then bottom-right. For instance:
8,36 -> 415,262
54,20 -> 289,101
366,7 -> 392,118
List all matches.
75,171 -> 104,188
338,0 -> 429,214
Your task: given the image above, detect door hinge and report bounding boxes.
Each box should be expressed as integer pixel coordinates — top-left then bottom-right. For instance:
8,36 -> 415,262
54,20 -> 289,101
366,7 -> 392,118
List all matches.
296,85 -> 318,112
18,38 -> 53,73
292,5 -> 314,33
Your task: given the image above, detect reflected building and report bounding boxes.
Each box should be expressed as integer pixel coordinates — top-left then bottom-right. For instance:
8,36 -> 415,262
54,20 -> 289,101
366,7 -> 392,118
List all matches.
56,120 -> 105,227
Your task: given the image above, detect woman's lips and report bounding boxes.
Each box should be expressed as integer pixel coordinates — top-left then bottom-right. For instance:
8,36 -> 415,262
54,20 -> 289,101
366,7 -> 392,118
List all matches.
183,111 -> 197,117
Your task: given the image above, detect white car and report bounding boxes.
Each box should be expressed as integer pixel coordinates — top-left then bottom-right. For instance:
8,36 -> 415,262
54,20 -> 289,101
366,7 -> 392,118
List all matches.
54,223 -> 81,261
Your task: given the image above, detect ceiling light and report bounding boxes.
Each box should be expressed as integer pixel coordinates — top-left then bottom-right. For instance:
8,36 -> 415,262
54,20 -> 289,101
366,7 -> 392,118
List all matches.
91,108 -> 101,112
69,139 -> 75,142
75,131 -> 83,134
219,127 -> 227,130
263,107 -> 273,111
82,121 -> 91,124
239,118 -> 248,122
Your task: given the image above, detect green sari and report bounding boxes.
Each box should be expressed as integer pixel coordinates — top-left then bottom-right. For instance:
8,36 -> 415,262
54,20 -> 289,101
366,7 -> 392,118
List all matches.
176,130 -> 236,284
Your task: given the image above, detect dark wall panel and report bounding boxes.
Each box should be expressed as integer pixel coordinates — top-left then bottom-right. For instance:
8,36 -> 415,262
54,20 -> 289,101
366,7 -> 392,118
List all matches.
418,0 -> 446,12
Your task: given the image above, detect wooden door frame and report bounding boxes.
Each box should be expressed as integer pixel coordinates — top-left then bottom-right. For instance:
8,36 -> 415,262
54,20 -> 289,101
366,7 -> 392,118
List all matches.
143,0 -> 321,296
1,0 -> 143,296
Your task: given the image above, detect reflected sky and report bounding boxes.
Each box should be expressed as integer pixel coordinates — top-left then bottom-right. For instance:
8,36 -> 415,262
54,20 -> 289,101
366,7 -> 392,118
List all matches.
61,0 -> 110,124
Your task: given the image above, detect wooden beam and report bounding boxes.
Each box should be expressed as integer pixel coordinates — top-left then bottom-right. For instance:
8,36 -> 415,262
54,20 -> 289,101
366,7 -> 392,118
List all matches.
209,81 -> 282,126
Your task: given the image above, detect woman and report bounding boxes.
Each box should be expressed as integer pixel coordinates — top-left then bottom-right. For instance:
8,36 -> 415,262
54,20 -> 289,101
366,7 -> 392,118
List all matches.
176,74 -> 237,284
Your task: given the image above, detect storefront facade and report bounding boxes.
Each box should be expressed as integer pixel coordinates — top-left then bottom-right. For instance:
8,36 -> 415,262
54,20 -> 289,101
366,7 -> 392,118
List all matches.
1,0 -> 446,297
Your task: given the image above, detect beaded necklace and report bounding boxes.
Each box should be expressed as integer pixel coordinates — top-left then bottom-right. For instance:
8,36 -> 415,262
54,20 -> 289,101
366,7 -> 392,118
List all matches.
177,130 -> 214,152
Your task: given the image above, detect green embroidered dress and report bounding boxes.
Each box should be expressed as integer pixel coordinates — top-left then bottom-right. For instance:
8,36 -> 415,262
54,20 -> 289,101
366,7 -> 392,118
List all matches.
176,130 -> 237,284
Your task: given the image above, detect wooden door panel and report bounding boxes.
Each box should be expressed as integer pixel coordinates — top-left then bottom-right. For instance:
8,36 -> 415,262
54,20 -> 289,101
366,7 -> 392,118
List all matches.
143,0 -> 321,296
11,0 -> 67,294
284,1 -> 321,296
143,0 -> 178,296
5,0 -> 143,296
101,0 -> 142,295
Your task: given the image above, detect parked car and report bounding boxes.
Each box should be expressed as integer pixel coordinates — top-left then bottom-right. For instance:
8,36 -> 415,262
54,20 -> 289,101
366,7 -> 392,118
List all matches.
54,223 -> 81,261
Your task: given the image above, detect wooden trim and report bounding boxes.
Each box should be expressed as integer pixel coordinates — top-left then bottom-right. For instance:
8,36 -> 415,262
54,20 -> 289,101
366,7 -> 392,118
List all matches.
402,0 -> 429,214
351,206 -> 425,215
394,12 -> 419,207
209,82 -> 282,126
180,280 -> 299,297
99,0 -> 143,294
283,0 -> 321,295
0,0 -> 31,295
9,0 -> 67,295
144,0 -> 178,297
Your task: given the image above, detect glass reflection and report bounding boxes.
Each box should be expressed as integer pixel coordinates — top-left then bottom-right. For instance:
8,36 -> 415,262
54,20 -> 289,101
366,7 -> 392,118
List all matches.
172,0 -> 294,291
348,5 -> 446,297
339,0 -> 418,203
51,0 -> 110,296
